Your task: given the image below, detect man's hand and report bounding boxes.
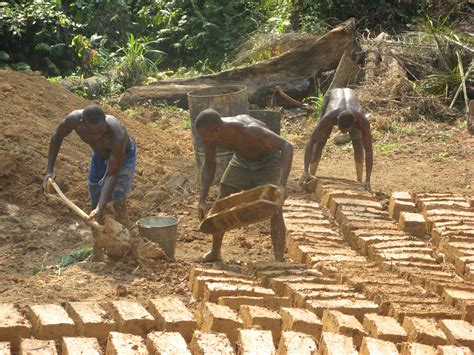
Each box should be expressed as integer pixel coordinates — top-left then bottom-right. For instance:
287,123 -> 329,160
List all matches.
364,179 -> 371,192
88,207 -> 105,224
198,200 -> 208,221
298,172 -> 311,187
40,172 -> 56,194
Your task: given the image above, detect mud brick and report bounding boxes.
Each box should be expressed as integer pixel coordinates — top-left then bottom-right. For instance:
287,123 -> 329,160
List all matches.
304,249 -> 360,266
389,200 -> 416,220
0,304 -> 31,347
436,345 -> 471,354
19,339 -> 57,355
284,282 -> 353,298
280,307 -> 322,338
456,299 -> 474,323
256,269 -> 307,286
245,261 -> 306,274
399,212 -> 427,237
305,299 -> 379,322
403,317 -> 447,346
367,240 -> 429,256
442,289 -> 474,307
28,304 -> 75,339
382,260 -> 443,272
0,343 -> 10,355
322,190 -> 373,207
65,302 -> 115,339
294,291 -> 366,308
204,283 -> 275,302
438,319 -> 474,348
239,305 -> 281,344
348,229 -> 405,247
328,197 -> 383,216
307,255 -> 367,268
389,303 -> 461,323
372,251 -> 437,264
270,275 -> 335,296
425,280 -> 474,297
146,331 -> 190,355
322,310 -> 367,348
199,302 -> 242,343
424,209 -> 474,218
363,313 -> 407,343
400,342 -> 437,355
189,267 -> 248,288
359,337 -> 398,355
189,331 -> 234,354
217,296 -> 291,311
238,329 -> 275,355
105,332 -> 148,355
61,337 -> 101,355
276,331 -> 317,355
148,298 -> 195,342
357,235 -> 410,255
467,265 -> 474,282
319,331 -> 357,355
392,191 -> 413,201
193,276 -> 255,299
106,301 -> 155,336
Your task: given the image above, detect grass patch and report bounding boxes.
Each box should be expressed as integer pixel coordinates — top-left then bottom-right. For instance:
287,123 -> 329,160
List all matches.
376,142 -> 397,155
434,151 -> 449,161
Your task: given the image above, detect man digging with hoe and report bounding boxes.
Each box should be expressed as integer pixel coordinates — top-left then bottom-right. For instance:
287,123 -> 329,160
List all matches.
300,88 -> 373,190
196,108 -> 293,263
41,105 -> 137,258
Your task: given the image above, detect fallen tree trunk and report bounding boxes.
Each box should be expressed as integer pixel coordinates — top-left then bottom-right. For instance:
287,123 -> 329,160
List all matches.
119,19 -> 357,108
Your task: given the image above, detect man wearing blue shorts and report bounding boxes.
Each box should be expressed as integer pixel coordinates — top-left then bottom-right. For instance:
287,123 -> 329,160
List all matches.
41,105 -> 137,224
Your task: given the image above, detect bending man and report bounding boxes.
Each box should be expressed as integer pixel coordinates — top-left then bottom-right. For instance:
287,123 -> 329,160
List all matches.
41,105 -> 137,224
196,109 -> 293,262
300,88 -> 373,190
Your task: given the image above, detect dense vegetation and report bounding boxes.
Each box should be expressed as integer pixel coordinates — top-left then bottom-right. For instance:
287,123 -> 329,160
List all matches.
0,0 -> 471,110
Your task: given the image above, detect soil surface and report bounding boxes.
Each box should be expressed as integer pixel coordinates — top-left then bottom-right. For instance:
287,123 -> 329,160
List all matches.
0,69 -> 472,305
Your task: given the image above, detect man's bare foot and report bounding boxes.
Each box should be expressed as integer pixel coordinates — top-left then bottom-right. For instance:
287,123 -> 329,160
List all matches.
200,250 -> 222,263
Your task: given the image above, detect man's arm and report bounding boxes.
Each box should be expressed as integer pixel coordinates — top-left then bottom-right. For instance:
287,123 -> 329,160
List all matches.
41,111 -> 80,192
90,134 -> 127,223
358,115 -> 373,190
198,142 -> 217,219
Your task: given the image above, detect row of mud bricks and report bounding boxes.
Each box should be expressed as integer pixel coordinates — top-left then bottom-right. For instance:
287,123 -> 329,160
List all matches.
1,176 -> 473,354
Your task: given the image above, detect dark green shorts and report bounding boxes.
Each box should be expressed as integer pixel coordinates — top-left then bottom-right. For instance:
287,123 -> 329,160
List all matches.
220,151 -> 281,190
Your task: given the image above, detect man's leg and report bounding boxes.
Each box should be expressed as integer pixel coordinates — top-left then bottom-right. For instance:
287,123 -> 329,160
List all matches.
270,209 -> 285,261
352,138 -> 364,183
201,183 -> 240,262
309,132 -> 331,175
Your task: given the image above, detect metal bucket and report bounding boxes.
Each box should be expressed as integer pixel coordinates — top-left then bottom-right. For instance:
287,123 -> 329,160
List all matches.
187,85 -> 249,184
249,110 -> 282,135
136,216 -> 179,259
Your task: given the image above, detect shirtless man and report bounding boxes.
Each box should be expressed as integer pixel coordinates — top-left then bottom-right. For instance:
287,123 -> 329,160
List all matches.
300,88 -> 373,190
41,105 -> 137,224
196,109 -> 293,262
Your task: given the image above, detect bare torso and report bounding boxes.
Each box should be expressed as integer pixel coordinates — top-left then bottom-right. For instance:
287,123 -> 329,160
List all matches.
323,88 -> 364,127
214,115 -> 276,160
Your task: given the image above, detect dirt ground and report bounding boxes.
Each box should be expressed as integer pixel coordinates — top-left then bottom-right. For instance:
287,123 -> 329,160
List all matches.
0,69 -> 472,306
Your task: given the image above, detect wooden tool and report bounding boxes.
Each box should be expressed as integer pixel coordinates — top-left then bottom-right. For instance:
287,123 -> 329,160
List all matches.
199,184 -> 278,234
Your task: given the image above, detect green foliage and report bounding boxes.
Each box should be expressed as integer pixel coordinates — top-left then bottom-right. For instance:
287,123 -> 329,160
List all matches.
58,247 -> 93,268
434,151 -> 449,161
304,92 -> 326,121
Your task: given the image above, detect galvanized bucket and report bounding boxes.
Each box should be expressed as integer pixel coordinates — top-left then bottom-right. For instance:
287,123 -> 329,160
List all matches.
136,216 -> 179,259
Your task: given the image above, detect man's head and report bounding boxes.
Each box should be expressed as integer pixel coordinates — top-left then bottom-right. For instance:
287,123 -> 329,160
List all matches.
337,110 -> 355,134
195,109 -> 223,141
82,105 -> 106,134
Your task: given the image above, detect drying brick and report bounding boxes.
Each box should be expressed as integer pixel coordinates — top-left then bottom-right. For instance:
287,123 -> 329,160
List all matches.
61,337 -> 102,355
217,296 -> 291,311
146,331 -> 191,355
438,319 -> 474,349
322,310 -> 367,348
65,302 -> 115,339
0,343 -> 10,355
389,199 -> 416,221
403,317 -> 447,346
0,304 -> 31,347
199,302 -> 242,344
105,332 -> 148,355
280,307 -> 322,338
441,288 -> 474,307
319,331 -> 357,355
400,342 -> 436,355
193,276 -> 255,299
148,297 -> 196,342
203,283 -> 275,302
276,331 -> 317,355
305,299 -> 379,322
437,345 -> 471,354
239,305 -> 281,344
106,301 -> 155,336
28,304 -> 75,339
238,329 -> 275,355
362,313 -> 407,343
270,275 -> 336,296
359,337 -> 398,355
19,339 -> 57,355
189,331 -> 235,355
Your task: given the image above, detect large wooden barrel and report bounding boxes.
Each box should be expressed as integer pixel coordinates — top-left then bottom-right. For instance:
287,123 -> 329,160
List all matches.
187,85 -> 249,184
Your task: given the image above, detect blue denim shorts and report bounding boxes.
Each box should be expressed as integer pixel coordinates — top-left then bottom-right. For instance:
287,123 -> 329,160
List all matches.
88,140 -> 137,208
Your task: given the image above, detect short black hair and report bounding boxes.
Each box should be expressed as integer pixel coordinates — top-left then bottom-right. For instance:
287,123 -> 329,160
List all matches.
337,110 -> 355,129
83,105 -> 105,125
195,109 -> 222,130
